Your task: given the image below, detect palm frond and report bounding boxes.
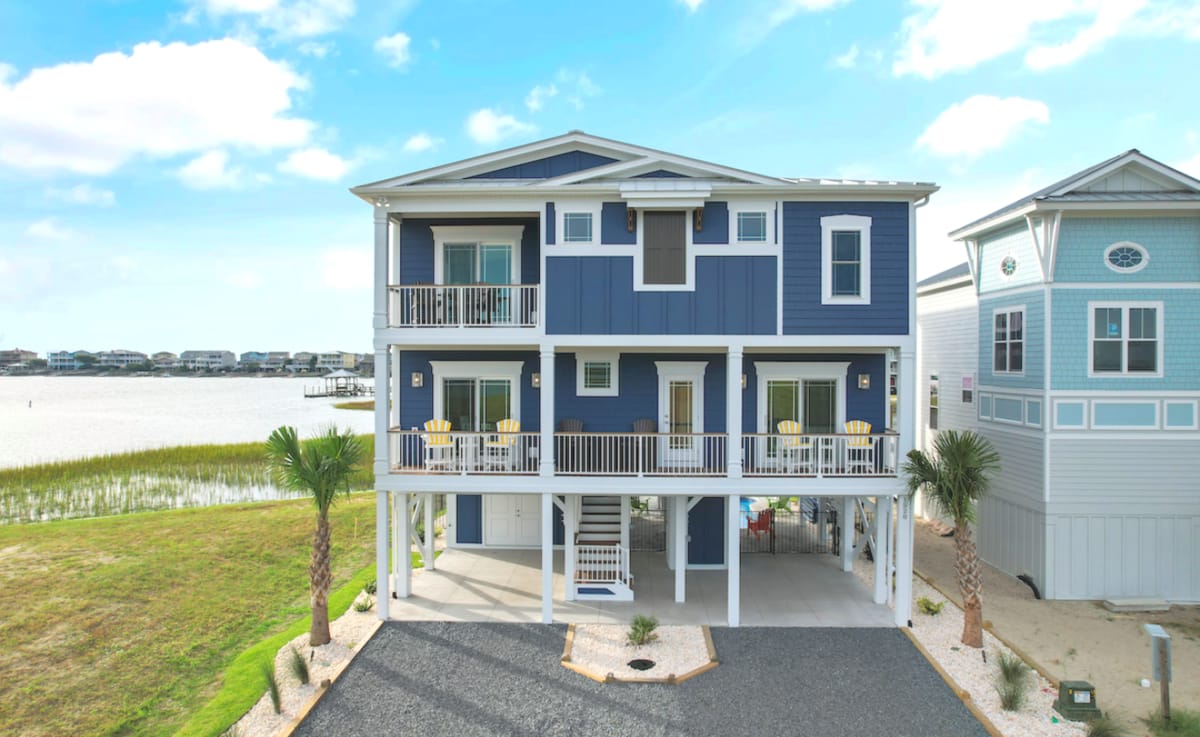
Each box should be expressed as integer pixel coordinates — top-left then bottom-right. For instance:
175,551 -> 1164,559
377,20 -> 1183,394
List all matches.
902,430 -> 1000,527
265,425 -> 367,513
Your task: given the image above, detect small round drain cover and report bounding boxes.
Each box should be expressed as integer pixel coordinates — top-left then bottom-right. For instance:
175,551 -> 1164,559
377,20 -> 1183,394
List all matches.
627,659 -> 656,671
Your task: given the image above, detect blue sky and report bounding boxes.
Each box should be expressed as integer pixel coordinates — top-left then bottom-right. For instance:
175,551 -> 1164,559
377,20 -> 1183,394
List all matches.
2,0 -> 1198,355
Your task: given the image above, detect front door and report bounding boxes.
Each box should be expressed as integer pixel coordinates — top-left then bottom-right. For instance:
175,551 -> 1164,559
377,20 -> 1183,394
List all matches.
657,364 -> 705,468
485,494 -> 541,546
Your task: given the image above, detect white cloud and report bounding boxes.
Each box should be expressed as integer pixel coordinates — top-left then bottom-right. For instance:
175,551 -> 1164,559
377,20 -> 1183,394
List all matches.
738,0 -> 850,50
26,218 -> 75,241
178,150 -> 248,190
193,0 -> 355,38
679,0 -> 704,11
320,248 -> 371,290
225,270 -> 262,288
917,95 -> 1049,159
465,109 -> 535,144
277,147 -> 351,181
297,41 -> 333,58
45,184 -> 115,207
1024,1 -> 1146,70
559,69 -> 600,110
832,43 -> 859,68
374,32 -> 411,68
1177,153 -> 1200,178
402,133 -> 441,153
525,83 -> 557,112
0,39 -> 312,175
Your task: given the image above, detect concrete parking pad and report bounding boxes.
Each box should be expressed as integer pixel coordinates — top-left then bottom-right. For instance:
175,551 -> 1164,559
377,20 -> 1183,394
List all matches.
292,623 -> 988,737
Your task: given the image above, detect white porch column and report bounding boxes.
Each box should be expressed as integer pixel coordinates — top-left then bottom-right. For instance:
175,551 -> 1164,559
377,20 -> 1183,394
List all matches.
394,492 -> 412,598
390,347 -> 402,429
840,496 -> 855,572
873,496 -> 891,604
726,493 -> 741,627
423,492 -> 435,571
374,348 -> 389,477
727,348 -> 744,478
376,490 -> 391,619
541,491 -> 554,623
373,208 -> 389,329
894,493 -> 915,627
674,496 -> 687,603
620,495 -> 630,550
564,495 -> 577,601
897,348 -> 916,460
539,349 -> 555,477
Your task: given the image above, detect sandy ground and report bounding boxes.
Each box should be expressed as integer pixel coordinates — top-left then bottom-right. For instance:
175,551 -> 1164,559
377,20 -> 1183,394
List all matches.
914,521 -> 1200,727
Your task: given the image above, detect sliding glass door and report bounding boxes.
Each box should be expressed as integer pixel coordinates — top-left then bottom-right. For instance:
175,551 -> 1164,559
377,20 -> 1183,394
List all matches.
441,377 -> 513,432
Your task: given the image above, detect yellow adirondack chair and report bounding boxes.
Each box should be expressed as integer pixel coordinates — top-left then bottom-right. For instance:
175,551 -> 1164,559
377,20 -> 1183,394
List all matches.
484,418 -> 521,470
776,420 -> 813,473
844,420 -> 875,474
422,419 -> 455,470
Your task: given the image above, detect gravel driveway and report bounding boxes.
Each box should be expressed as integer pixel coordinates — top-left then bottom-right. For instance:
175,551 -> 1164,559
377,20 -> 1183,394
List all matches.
291,622 -> 988,737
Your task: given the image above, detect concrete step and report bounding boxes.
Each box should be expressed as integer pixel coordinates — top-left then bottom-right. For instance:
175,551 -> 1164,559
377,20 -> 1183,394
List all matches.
1103,598 -> 1170,613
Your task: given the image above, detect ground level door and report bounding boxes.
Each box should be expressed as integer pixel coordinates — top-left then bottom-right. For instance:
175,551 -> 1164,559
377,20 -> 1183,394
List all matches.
484,494 -> 541,546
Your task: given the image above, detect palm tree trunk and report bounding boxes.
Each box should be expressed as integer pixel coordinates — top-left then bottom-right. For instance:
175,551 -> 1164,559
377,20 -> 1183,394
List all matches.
954,522 -> 984,648
310,510 -> 333,646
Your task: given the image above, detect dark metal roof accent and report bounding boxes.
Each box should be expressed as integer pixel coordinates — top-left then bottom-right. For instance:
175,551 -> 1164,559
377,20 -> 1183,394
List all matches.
917,262 -> 971,288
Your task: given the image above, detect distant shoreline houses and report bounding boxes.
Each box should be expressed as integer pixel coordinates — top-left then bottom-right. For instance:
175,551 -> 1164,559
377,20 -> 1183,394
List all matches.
0,348 -> 373,375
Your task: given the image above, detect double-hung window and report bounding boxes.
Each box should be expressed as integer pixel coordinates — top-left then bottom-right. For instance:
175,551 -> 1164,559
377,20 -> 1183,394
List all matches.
1090,303 -> 1161,375
820,214 -> 871,304
993,308 -> 1024,374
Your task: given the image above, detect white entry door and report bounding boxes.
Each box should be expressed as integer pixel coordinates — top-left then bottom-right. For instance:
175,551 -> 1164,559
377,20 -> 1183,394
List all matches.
656,362 -> 706,469
484,494 -> 541,546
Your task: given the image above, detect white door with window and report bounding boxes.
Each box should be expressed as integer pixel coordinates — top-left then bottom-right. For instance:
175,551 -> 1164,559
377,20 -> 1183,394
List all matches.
655,362 -> 706,468
484,494 -> 541,546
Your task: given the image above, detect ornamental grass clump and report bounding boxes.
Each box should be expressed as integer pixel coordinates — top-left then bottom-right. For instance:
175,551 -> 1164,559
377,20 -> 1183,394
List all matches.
1087,715 -> 1131,737
288,646 -> 309,686
627,615 -> 659,647
993,649 -> 1030,711
260,660 -> 282,715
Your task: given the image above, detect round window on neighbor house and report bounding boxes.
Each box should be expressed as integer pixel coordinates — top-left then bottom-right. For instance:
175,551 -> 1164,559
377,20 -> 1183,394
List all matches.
1105,242 -> 1148,273
1000,255 -> 1017,276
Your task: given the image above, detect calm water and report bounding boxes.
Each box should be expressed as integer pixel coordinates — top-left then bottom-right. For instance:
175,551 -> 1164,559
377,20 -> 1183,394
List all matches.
0,376 -> 375,469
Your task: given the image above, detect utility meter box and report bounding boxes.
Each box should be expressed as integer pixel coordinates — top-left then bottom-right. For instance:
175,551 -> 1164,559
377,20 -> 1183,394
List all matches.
1054,680 -> 1101,721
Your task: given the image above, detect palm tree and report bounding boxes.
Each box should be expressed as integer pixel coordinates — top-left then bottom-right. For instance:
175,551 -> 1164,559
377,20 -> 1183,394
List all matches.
266,425 -> 366,646
903,430 -> 1000,648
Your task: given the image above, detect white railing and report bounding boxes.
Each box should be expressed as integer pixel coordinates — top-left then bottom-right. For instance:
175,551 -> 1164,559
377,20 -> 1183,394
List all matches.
575,544 -> 631,586
388,429 -> 540,474
741,433 -> 899,477
554,432 -> 727,476
388,284 -> 539,328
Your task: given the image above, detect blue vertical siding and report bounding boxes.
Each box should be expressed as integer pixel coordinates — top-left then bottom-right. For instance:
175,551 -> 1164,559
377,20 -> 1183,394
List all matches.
545,256 -> 777,334
635,169 -> 690,178
398,351 -> 541,431
554,353 -> 726,432
1053,217 -> 1200,283
694,201 -> 729,244
600,202 -> 636,245
467,150 -> 617,179
545,203 -> 555,245
781,201 -> 910,335
741,354 -> 887,432
456,495 -> 482,544
688,497 -> 725,565
977,294 -> 1045,390
399,218 -> 541,285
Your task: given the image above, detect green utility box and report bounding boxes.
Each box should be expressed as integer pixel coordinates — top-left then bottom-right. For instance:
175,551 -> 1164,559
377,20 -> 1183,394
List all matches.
1054,680 -> 1101,721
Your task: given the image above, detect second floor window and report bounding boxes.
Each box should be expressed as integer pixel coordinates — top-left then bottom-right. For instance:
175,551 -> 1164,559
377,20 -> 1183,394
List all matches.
563,212 -> 593,242
820,214 -> 871,304
993,308 -> 1024,373
831,231 -> 862,297
1092,304 -> 1160,374
736,211 -> 767,242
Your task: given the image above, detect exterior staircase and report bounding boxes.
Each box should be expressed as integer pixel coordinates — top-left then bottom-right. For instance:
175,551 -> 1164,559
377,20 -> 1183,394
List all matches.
573,495 -> 633,601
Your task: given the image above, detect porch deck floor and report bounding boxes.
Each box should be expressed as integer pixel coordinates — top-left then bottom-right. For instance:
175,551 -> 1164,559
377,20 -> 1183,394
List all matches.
386,549 -> 893,627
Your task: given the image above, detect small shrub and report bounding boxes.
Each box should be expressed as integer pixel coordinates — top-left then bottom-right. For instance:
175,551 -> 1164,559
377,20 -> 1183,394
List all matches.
996,678 -> 1027,711
288,646 -> 310,686
627,614 -> 659,646
1144,708 -> 1200,737
994,650 -> 1030,712
1087,715 -> 1130,737
917,597 -> 945,615
354,595 -> 374,613
261,660 -> 282,714
363,578 -> 377,595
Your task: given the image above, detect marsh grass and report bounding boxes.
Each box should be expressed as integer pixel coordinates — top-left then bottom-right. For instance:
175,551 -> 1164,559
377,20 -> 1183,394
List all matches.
1146,709 -> 1200,737
261,660 -> 282,714
0,437 -> 374,523
288,646 -> 309,686
994,649 -> 1031,711
333,400 -> 374,411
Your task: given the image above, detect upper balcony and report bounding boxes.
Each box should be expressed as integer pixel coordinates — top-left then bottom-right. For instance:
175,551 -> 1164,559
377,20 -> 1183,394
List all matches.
388,284 -> 539,328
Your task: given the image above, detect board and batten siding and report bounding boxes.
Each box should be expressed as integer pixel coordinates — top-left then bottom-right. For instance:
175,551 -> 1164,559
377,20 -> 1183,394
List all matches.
780,201 -> 909,335
975,427 -> 1046,582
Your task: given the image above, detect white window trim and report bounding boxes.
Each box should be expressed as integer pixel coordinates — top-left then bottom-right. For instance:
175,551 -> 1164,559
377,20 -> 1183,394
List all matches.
654,361 -> 708,434
1103,241 -> 1149,274
729,201 -> 775,244
978,392 -> 993,421
1163,400 -> 1199,430
431,225 -> 524,284
753,361 -> 850,433
820,214 -> 871,305
575,351 -> 619,397
992,305 -> 1026,376
555,202 -> 602,246
990,395 -> 1025,426
1025,398 -> 1042,428
429,360 -> 524,426
1086,300 -> 1164,378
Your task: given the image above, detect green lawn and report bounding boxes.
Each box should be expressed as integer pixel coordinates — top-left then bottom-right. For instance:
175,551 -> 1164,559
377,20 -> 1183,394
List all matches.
0,494 -> 377,737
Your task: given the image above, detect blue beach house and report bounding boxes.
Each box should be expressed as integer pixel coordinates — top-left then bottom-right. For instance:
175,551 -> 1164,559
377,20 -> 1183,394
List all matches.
920,150 -> 1200,602
352,132 -> 937,625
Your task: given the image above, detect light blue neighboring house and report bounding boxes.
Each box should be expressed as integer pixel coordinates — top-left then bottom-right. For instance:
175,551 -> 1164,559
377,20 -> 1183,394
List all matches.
352,132 -> 938,626
935,149 -> 1200,602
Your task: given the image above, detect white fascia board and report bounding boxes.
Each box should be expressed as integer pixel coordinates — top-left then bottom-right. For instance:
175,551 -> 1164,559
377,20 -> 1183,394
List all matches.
374,332 -> 914,351
1036,200 -> 1200,213
1045,152 -> 1200,196
948,203 -> 1036,242
359,183 -> 940,205
915,275 -> 975,296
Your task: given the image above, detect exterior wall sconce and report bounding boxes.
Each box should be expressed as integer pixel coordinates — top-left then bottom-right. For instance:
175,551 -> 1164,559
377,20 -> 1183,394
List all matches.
626,207 -> 635,232
741,373 -> 747,389
531,373 -> 542,389
694,208 -> 703,231
857,373 -> 870,390
410,371 -> 424,388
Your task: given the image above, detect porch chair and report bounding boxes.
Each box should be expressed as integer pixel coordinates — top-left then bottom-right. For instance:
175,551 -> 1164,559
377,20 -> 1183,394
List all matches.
422,419 -> 455,471
632,418 -> 658,473
776,420 -> 812,474
844,420 -> 875,474
556,418 -> 584,473
484,418 -> 521,471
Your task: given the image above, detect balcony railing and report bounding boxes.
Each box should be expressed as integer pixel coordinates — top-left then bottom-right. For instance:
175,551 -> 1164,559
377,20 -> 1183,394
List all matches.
388,284 -> 538,328
389,429 -> 540,474
741,433 -> 899,478
555,432 -> 728,476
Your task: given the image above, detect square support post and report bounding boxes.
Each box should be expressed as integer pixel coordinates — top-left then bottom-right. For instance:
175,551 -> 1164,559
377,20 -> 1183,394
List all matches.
423,492 -> 435,571
376,490 -> 391,620
541,491 -> 554,623
841,496 -> 855,572
727,348 -> 744,478
674,495 -> 687,602
727,493 -> 741,627
373,208 -> 389,329
894,494 -> 914,627
874,496 -> 891,604
394,492 -> 411,598
564,495 -> 577,602
539,349 -> 555,477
